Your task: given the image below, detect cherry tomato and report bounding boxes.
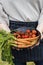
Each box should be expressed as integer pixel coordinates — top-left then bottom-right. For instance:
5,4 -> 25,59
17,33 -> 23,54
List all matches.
16,31 -> 21,34
29,32 -> 32,36
29,36 -> 32,38
22,35 -> 25,38
25,32 -> 29,35
32,30 -> 37,34
32,34 -> 36,38
21,32 -> 24,35
26,29 -> 30,33
24,35 -> 28,38
17,34 -> 21,38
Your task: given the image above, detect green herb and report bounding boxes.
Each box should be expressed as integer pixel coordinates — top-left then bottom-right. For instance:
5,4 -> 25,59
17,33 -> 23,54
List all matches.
0,30 -> 16,65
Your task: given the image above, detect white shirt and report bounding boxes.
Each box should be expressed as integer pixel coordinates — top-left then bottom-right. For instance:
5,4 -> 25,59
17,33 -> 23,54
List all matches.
0,0 -> 43,35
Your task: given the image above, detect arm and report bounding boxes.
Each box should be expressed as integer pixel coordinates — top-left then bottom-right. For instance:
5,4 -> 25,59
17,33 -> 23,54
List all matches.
0,3 -> 10,32
37,9 -> 43,39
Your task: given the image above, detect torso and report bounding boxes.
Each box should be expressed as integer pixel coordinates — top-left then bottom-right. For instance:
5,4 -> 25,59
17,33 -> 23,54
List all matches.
1,0 -> 41,21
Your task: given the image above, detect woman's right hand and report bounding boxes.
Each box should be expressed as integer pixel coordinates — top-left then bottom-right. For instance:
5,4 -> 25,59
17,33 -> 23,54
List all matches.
0,23 -> 10,32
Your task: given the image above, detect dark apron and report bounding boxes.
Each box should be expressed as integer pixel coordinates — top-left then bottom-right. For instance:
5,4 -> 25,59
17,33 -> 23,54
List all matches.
9,20 -> 43,62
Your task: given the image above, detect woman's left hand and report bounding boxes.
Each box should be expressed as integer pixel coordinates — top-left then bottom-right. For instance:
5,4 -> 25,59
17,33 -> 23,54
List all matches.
37,25 -> 43,39
31,26 -> 43,49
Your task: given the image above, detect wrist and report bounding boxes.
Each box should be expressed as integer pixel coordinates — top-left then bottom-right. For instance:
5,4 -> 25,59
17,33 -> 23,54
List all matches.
36,25 -> 43,39
0,23 -> 10,32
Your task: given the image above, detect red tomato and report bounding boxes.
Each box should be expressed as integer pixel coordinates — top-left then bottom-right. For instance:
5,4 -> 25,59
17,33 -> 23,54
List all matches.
16,31 -> 21,34
29,36 -> 32,38
32,30 -> 37,34
22,35 -> 25,38
29,32 -> 32,36
21,32 -> 24,35
32,34 -> 36,38
25,32 -> 28,35
26,29 -> 30,33
17,35 -> 21,38
24,35 -> 28,38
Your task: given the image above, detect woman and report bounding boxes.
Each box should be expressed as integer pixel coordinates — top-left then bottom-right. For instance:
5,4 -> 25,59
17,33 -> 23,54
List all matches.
0,0 -> 43,65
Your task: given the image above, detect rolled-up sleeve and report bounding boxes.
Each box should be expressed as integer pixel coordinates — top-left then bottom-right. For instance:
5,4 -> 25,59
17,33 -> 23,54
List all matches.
37,0 -> 43,35
0,3 -> 10,32
37,9 -> 43,32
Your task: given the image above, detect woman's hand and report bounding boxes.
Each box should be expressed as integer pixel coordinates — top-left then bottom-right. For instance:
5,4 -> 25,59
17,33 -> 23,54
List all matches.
0,23 -> 10,32
37,25 -> 43,39
30,25 -> 43,49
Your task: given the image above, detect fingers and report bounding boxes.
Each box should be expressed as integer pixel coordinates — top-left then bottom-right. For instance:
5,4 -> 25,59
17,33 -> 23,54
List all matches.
30,46 -> 34,49
12,46 -> 21,51
35,42 -> 40,46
